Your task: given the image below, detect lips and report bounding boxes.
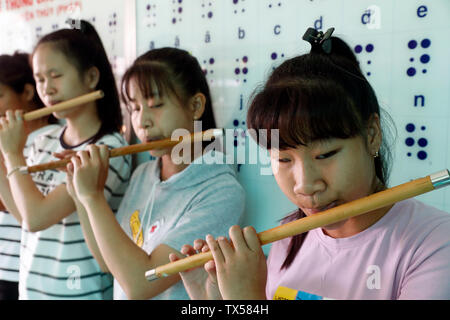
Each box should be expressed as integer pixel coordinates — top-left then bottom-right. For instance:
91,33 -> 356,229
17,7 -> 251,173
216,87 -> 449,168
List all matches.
145,136 -> 165,143
47,100 -> 62,106
303,201 -> 337,215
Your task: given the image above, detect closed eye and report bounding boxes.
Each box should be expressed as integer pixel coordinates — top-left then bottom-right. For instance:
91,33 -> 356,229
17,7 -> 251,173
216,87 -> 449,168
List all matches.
316,150 -> 338,160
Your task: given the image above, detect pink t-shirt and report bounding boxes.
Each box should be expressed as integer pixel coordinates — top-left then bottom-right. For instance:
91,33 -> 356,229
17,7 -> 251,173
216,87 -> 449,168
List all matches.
266,199 -> 450,300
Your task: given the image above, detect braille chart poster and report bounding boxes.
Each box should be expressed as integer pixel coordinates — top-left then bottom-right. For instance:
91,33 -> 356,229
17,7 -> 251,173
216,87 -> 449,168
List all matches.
135,0 -> 450,244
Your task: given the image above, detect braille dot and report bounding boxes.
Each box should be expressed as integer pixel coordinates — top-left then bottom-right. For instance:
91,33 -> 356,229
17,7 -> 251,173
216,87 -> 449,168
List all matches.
235,68 -> 240,75
418,138 -> 428,147
420,54 -> 430,63
233,119 -> 239,126
407,67 -> 416,77
406,123 -> 415,132
242,67 -> 248,74
405,137 -> 415,146
242,56 -> 248,63
417,150 -> 427,160
421,38 -> 431,48
407,152 -> 412,157
408,40 -> 417,49
365,44 -> 374,53
354,45 -> 362,53
271,52 -> 277,60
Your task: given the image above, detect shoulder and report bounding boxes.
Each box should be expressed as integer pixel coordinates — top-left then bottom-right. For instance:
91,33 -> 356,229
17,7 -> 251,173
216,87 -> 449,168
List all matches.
387,199 -> 450,263
30,125 -> 64,146
95,131 -> 128,149
391,199 -> 450,239
192,164 -> 245,203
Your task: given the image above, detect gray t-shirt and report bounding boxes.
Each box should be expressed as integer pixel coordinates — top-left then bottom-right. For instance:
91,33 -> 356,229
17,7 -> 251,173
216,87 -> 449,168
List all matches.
114,151 -> 245,300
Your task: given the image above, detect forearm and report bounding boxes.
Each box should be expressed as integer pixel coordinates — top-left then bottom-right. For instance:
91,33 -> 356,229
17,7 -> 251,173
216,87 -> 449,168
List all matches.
0,175 -> 22,223
82,194 -> 181,299
74,199 -> 109,273
4,153 -> 75,231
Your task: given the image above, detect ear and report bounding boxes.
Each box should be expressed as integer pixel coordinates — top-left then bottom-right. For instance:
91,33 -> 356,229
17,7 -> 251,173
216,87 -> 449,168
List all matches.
366,113 -> 382,157
189,92 -> 206,120
84,66 -> 100,90
21,83 -> 35,103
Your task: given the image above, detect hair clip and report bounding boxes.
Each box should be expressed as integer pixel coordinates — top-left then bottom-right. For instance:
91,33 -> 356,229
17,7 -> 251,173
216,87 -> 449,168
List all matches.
302,27 -> 335,54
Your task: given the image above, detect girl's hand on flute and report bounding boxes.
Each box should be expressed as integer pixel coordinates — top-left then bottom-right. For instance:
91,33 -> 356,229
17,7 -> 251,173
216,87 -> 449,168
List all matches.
205,226 -> 268,300
69,144 -> 109,203
53,150 -> 77,172
0,110 -> 27,157
65,162 -> 80,202
169,239 -> 222,300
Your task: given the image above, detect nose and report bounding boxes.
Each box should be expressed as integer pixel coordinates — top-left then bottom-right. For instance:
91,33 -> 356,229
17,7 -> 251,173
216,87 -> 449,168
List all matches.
42,78 -> 56,97
136,107 -> 153,130
292,160 -> 326,197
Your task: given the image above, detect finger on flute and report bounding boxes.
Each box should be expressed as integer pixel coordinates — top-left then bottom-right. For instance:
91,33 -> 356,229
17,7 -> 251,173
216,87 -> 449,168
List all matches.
23,90 -> 104,122
145,169 -> 450,281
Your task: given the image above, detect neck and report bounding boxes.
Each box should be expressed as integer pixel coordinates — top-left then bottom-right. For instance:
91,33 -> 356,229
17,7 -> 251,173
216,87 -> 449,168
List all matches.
63,102 -> 101,146
159,145 -> 204,181
160,154 -> 189,181
322,177 -> 391,239
322,204 -> 393,238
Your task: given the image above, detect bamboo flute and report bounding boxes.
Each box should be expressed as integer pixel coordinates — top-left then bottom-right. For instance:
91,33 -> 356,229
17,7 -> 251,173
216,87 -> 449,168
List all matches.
23,90 -> 104,121
145,169 -> 450,281
19,128 -> 223,174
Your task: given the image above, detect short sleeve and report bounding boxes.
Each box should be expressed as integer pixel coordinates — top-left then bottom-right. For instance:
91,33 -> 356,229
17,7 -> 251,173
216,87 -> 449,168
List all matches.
399,221 -> 450,299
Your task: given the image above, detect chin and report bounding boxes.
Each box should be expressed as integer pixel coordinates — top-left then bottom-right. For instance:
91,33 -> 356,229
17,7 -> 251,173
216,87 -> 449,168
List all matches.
321,220 -> 348,231
149,149 -> 169,158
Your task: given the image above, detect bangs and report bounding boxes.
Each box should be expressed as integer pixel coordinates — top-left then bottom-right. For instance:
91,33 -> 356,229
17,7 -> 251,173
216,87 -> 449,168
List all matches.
247,79 -> 364,150
121,61 -> 178,105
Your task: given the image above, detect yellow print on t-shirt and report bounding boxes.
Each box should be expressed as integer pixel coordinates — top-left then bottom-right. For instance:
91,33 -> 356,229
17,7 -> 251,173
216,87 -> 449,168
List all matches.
130,210 -> 144,247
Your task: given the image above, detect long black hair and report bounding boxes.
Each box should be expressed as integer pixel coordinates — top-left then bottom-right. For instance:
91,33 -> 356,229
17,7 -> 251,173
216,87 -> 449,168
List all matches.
33,20 -> 122,141
247,36 -> 394,269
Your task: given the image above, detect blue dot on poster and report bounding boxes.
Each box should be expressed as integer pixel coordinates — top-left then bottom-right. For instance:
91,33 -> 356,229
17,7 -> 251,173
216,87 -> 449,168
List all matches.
417,150 -> 427,160
406,123 -> 415,132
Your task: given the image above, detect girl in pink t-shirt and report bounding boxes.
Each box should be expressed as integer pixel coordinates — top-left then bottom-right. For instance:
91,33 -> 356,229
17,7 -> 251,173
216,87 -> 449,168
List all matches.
170,28 -> 450,300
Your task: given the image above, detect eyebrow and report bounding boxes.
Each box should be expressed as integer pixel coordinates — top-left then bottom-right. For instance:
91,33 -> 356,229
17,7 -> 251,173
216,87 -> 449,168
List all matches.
34,68 -> 59,77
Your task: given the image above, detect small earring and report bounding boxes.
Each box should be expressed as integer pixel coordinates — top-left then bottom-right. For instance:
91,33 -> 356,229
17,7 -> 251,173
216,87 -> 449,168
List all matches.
374,151 -> 379,158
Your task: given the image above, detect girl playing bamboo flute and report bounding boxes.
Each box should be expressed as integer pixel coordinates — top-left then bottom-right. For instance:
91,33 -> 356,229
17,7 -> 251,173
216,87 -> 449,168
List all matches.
66,47 -> 245,300
0,52 -> 60,300
170,31 -> 450,300
0,20 -> 131,299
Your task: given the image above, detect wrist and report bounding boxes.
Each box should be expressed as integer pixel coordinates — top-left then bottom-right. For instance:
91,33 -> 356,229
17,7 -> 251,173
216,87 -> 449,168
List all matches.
79,192 -> 106,209
4,153 -> 26,172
